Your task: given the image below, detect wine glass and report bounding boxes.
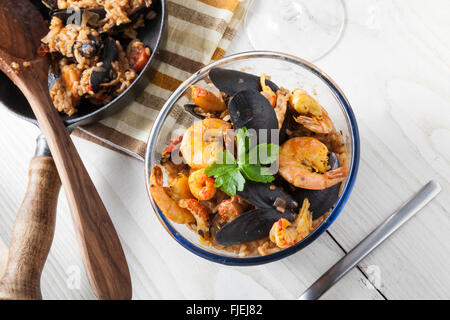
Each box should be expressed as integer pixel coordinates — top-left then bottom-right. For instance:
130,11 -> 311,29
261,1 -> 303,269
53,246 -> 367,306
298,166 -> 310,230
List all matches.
244,0 -> 346,61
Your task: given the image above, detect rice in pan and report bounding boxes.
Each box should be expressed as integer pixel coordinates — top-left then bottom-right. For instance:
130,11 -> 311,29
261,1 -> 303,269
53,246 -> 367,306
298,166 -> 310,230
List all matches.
39,0 -> 154,115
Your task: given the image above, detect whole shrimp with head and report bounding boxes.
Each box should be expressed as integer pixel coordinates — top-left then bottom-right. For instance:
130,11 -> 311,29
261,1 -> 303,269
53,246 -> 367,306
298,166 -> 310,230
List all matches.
179,118 -> 231,170
290,88 -> 334,134
279,137 -> 347,190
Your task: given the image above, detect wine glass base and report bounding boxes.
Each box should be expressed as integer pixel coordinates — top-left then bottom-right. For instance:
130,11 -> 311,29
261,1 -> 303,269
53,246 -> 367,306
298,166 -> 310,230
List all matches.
244,0 -> 346,62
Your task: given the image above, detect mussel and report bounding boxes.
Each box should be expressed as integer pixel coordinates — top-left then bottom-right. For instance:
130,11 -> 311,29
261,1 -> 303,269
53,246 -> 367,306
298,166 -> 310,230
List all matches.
89,36 -> 118,93
227,90 -> 279,144
237,181 -> 297,210
215,208 -> 295,246
184,104 -> 206,120
214,182 -> 298,246
209,68 -> 279,96
111,6 -> 152,32
283,152 -> 343,220
41,0 -> 57,10
214,153 -> 343,245
47,71 -> 60,90
73,34 -> 101,59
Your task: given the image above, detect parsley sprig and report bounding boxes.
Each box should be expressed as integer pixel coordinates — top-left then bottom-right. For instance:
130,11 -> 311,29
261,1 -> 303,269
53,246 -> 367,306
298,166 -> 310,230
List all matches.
204,127 -> 279,196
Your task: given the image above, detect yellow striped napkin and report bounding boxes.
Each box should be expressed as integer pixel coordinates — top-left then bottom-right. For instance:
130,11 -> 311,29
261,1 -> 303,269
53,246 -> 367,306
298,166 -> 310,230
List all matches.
74,0 -> 249,160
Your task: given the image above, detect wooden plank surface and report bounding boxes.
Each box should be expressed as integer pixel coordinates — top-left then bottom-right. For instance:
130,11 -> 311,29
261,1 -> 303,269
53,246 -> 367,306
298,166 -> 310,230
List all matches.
227,0 -> 450,300
228,0 -> 450,299
0,115 -> 383,299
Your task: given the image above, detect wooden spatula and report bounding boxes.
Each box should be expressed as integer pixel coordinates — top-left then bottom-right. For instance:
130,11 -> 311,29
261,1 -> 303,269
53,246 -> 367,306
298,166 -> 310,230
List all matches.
0,0 -> 131,299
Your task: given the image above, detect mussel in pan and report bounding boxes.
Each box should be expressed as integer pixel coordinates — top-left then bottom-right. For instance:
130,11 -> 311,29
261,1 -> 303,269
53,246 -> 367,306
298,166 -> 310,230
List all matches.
89,36 -> 118,93
75,35 -> 101,59
47,71 -> 60,90
38,0 -> 154,116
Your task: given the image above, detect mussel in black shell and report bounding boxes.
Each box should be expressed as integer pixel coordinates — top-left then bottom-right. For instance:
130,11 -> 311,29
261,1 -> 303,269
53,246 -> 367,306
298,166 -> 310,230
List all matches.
89,36 -> 118,93
209,68 -> 279,96
214,182 -> 298,246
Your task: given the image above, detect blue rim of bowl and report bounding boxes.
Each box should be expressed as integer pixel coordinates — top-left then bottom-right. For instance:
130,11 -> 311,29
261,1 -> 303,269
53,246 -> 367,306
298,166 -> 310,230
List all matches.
145,51 -> 360,266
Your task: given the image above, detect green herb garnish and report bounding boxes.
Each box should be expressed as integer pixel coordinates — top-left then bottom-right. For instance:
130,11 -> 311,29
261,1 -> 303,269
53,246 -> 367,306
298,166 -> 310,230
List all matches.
204,127 -> 280,196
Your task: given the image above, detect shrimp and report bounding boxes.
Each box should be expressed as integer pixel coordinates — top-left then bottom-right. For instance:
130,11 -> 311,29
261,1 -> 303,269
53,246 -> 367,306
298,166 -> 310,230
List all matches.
162,135 -> 183,156
180,118 -> 232,169
274,88 -> 290,129
260,74 -> 289,128
178,199 -> 211,244
191,86 -> 227,112
270,198 -> 313,248
167,173 -> 193,201
289,88 -> 334,134
218,196 -> 243,222
149,166 -> 195,224
188,168 -> 216,201
279,137 -> 347,190
260,73 -> 277,107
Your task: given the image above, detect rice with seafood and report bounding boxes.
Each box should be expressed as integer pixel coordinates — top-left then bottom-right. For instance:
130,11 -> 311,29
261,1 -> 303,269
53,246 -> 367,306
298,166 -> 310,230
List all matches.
150,69 -> 348,257
38,0 -> 154,115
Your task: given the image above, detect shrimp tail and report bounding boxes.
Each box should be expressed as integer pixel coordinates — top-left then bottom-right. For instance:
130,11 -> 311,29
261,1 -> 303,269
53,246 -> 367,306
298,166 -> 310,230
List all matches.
294,115 -> 333,134
178,199 -> 211,244
323,167 -> 347,188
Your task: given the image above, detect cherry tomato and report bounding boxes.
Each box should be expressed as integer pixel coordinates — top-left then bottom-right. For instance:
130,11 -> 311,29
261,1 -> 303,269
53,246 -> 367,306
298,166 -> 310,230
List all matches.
130,47 -> 150,72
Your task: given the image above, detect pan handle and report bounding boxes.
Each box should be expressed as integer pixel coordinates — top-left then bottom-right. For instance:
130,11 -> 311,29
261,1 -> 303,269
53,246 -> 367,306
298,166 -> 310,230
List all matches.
0,136 -> 61,300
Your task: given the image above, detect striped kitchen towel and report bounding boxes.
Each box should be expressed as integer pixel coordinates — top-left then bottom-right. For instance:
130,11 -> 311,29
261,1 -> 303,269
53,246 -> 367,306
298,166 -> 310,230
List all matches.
74,0 -> 249,160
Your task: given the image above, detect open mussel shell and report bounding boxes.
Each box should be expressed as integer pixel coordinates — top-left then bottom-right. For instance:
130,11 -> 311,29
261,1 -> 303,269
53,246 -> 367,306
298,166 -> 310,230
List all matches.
75,35 -> 101,58
47,71 -> 60,90
209,68 -> 279,96
284,152 -> 342,220
184,104 -> 206,119
213,181 -> 298,246
228,90 -> 278,143
237,181 -> 298,211
214,208 -> 296,246
111,6 -> 152,32
89,36 -> 118,93
41,0 -> 57,10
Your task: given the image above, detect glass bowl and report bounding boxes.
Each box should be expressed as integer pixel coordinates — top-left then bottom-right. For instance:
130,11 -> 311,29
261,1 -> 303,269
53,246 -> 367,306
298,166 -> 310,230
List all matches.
144,51 -> 360,266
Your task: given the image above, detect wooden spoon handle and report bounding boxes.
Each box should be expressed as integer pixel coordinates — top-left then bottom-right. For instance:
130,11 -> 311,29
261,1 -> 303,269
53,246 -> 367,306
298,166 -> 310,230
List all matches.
0,155 -> 60,300
16,70 -> 132,300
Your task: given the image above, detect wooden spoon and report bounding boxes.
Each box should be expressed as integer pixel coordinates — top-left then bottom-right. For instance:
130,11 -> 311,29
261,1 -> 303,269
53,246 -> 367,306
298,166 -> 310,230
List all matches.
0,0 -> 131,299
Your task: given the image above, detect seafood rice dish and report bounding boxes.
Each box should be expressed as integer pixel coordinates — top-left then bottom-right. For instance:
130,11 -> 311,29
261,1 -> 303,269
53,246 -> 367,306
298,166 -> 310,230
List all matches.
37,0 -> 155,116
150,68 -> 349,257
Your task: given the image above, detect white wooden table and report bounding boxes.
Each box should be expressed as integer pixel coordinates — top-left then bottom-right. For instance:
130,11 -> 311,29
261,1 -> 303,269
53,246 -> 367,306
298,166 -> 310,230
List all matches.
0,0 -> 449,300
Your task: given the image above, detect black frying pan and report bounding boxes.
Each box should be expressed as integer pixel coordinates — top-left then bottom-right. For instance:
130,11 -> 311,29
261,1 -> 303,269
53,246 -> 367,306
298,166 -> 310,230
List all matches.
0,0 -> 166,128
0,0 -> 166,299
